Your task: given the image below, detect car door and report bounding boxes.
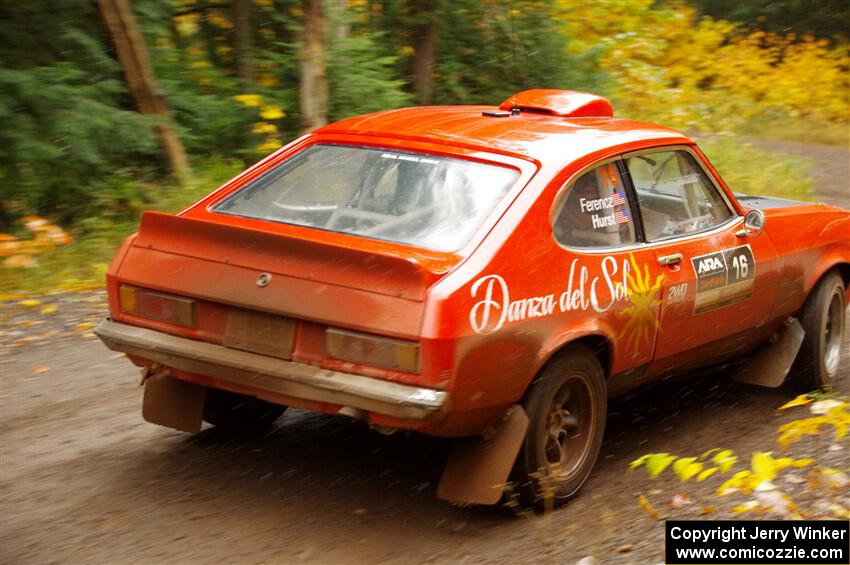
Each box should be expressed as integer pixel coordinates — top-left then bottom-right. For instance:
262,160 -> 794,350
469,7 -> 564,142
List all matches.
622,146 -> 780,375
551,158 -> 661,379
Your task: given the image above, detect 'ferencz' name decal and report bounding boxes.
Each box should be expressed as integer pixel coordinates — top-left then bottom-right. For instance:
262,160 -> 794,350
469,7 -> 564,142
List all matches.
469,256 -> 632,335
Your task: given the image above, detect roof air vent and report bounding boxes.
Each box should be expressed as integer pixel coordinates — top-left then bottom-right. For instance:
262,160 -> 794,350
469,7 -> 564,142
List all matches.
498,89 -> 614,118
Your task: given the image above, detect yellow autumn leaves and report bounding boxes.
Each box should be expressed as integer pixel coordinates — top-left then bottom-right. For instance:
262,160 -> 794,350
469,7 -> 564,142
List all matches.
234,93 -> 286,154
560,0 -> 849,131
777,395 -> 850,451
630,448 -> 738,482
630,395 -> 850,518
1,216 -> 73,270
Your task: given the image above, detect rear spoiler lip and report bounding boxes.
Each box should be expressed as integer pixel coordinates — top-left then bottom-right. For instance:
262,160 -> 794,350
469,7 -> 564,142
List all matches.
132,211 -> 461,301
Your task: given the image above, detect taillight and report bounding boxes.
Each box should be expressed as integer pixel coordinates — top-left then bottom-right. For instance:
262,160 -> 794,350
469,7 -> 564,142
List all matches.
119,285 -> 196,328
325,328 -> 420,373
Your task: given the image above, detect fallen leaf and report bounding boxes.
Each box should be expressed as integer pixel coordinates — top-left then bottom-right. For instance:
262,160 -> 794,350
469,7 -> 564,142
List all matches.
754,489 -> 795,516
638,495 -> 658,520
670,493 -> 693,509
699,506 -> 716,515
40,304 -> 58,315
76,321 -> 96,331
18,299 -> 41,308
713,450 -> 738,473
732,500 -> 759,514
697,467 -> 718,481
616,545 -> 634,554
820,468 -> 849,489
30,366 -> 50,375
646,453 -> 676,478
810,399 -> 844,415
629,454 -> 651,469
673,457 -> 703,482
752,451 -> 778,482
779,394 -> 813,411
0,233 -> 21,257
4,255 -> 37,269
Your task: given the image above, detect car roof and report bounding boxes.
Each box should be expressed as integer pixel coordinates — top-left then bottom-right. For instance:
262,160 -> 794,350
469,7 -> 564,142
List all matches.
315,105 -> 691,170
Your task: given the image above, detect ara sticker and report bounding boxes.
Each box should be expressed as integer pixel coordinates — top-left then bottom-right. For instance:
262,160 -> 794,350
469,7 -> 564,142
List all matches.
691,244 -> 755,314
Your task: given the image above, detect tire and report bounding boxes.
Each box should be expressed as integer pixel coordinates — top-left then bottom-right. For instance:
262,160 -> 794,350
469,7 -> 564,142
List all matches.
203,388 -> 286,432
793,271 -> 846,391
515,345 -> 607,510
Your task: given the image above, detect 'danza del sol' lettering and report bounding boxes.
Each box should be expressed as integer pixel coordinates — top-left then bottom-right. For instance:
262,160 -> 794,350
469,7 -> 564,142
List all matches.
469,256 -> 632,335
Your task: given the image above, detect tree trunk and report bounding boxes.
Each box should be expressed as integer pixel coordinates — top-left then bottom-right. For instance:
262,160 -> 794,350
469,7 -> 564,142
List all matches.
97,0 -> 189,180
299,0 -> 328,133
232,0 -> 256,88
411,1 -> 437,105
328,0 -> 350,41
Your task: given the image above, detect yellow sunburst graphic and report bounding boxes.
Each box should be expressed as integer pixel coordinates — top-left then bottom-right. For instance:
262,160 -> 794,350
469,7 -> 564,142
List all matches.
619,253 -> 665,356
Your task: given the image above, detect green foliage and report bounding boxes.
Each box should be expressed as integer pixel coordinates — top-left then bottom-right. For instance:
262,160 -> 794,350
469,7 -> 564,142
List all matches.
431,0 -> 603,104
695,137 -> 814,200
0,159 -> 243,293
738,113 -> 850,147
328,31 -> 411,120
0,0 -> 159,228
691,0 -> 850,42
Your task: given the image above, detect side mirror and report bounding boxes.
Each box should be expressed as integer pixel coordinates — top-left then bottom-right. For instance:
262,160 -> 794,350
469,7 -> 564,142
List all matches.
736,209 -> 765,238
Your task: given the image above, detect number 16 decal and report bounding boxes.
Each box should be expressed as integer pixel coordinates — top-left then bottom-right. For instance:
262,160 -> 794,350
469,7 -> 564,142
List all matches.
691,244 -> 755,314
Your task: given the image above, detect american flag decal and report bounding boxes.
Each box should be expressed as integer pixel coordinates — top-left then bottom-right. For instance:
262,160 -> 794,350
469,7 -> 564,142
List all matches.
615,209 -> 630,224
611,191 -> 626,206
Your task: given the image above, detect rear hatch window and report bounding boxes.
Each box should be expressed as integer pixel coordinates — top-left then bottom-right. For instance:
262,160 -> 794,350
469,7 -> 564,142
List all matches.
212,144 -> 519,252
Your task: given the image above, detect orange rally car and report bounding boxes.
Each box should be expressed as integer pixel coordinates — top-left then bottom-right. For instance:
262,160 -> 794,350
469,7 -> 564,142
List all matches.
96,90 -> 850,508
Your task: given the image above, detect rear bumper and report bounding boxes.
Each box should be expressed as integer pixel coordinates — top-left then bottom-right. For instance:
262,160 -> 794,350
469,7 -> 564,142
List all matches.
95,319 -> 450,422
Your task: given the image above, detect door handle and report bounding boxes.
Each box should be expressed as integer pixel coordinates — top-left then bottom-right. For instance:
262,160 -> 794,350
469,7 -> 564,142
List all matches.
658,253 -> 684,266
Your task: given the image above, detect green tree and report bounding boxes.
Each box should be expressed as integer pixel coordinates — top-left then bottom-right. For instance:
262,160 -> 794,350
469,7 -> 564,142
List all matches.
692,0 -> 850,42
0,0 -> 158,228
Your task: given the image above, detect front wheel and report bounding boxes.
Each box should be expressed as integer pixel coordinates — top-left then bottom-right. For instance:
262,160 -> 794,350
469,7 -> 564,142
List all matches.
793,271 -> 846,391
515,345 -> 607,509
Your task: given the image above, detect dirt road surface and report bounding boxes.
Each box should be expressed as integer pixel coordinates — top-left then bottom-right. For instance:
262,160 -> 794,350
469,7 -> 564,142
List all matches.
2,141 -> 849,564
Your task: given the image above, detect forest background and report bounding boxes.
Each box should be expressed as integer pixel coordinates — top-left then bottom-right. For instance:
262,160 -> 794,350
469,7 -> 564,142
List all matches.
1,0 -> 848,291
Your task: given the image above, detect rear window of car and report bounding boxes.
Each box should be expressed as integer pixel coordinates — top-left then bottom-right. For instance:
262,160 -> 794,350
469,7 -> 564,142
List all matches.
212,144 -> 519,252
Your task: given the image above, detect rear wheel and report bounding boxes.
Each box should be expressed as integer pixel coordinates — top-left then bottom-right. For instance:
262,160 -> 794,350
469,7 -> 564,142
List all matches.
516,345 -> 606,510
203,389 -> 285,432
793,271 -> 846,390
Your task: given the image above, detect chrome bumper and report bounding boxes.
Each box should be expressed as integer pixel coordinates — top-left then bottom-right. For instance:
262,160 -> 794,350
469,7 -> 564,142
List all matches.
95,319 -> 449,422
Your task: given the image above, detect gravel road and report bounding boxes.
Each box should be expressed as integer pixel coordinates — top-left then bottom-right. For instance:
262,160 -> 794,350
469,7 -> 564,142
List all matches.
1,140 -> 848,565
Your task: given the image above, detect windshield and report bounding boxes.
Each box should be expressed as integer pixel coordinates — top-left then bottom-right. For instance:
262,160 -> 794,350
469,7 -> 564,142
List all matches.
213,144 -> 519,252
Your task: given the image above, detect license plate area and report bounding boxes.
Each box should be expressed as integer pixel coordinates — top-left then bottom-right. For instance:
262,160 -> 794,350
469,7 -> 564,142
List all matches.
224,308 -> 296,359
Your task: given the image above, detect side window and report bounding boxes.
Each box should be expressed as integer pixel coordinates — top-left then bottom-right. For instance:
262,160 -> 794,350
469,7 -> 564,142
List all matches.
625,150 -> 734,241
553,162 -> 637,248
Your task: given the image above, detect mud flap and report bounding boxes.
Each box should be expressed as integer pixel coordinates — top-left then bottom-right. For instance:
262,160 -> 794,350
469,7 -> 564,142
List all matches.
437,405 -> 529,506
734,318 -> 805,388
142,371 -> 206,433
